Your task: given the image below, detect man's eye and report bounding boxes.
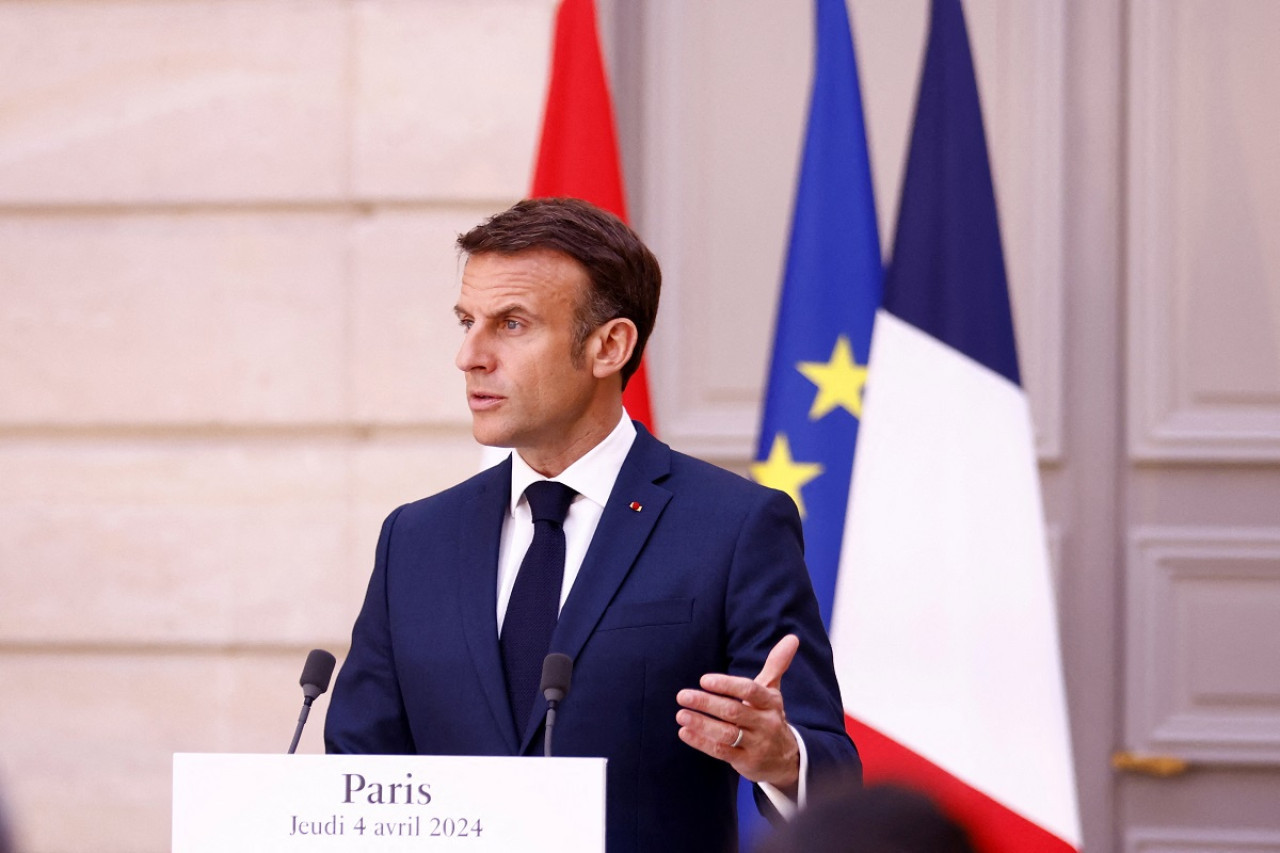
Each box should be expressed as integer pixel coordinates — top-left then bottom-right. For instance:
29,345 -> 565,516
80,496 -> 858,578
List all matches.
458,318 -> 473,330
504,319 -> 522,331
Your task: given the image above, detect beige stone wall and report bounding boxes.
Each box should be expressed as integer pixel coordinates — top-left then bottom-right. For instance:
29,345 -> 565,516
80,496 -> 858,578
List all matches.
11,2 -> 1278,852
0,2 -> 556,850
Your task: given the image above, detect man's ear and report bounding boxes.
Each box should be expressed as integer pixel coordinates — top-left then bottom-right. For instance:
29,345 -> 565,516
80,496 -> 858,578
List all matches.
590,318 -> 639,379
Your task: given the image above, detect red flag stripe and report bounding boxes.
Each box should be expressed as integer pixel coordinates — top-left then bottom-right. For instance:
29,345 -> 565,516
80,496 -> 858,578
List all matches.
620,361 -> 653,432
846,715 -> 1075,853
531,0 -> 627,219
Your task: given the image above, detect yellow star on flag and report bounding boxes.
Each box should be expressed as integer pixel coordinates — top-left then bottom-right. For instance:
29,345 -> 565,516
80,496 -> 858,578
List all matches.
797,334 -> 868,420
749,433 -> 824,518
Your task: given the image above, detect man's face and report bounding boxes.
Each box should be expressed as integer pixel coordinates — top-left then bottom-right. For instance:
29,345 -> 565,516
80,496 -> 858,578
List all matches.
454,249 -> 602,461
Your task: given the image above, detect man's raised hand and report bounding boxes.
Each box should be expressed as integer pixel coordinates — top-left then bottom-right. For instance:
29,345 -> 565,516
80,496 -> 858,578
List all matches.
675,634 -> 801,797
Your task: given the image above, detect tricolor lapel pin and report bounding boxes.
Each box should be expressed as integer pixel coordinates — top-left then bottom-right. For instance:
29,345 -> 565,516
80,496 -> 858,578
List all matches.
628,501 -> 643,512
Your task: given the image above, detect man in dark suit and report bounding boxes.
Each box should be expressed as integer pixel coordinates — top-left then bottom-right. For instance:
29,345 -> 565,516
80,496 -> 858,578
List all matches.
325,198 -> 859,853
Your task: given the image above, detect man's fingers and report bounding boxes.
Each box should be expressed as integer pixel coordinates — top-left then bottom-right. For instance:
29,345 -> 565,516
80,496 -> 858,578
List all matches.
674,634 -> 803,790
693,674 -> 780,710
677,719 -> 739,764
675,707 -> 740,748
755,633 -> 799,690
678,686 -> 767,723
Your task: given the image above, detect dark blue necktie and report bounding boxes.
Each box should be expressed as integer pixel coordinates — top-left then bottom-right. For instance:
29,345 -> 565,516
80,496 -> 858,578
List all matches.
501,480 -> 577,731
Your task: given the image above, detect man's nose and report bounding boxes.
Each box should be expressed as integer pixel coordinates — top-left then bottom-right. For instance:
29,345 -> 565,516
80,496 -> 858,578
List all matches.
456,326 -> 493,372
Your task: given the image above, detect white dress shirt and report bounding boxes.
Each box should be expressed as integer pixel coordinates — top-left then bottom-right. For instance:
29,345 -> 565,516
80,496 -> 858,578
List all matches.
496,412 -> 637,632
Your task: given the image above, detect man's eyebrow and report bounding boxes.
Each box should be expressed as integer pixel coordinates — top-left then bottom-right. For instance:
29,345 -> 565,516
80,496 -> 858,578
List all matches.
454,302 -> 533,319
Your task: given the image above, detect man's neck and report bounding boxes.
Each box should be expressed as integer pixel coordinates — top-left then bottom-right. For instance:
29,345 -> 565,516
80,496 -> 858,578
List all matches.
517,405 -> 627,478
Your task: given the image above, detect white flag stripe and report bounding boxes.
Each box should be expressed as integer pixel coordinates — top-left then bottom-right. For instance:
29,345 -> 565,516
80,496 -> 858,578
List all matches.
832,310 -> 1081,846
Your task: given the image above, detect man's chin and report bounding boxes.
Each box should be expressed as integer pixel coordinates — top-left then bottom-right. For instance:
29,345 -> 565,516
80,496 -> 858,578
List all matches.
470,422 -> 514,450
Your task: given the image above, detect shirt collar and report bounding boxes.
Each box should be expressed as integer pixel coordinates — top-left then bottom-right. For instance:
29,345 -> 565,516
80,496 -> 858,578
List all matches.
509,412 -> 638,514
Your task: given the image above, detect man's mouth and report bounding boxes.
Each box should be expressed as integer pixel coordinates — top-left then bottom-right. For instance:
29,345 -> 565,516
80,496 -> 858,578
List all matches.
468,391 -> 505,411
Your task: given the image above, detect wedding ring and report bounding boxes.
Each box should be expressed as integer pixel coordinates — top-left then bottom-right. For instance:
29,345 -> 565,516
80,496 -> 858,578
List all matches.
730,727 -> 744,749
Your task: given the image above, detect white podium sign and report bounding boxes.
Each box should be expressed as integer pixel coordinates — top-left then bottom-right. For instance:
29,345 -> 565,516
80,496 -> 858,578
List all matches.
172,753 -> 606,852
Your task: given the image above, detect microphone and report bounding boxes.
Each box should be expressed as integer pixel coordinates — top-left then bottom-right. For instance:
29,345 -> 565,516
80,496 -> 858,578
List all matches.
288,649 -> 336,754
540,652 -> 573,758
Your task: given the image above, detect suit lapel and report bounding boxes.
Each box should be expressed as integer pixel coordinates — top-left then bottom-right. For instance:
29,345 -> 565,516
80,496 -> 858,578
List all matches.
517,426 -> 674,750
456,458 -> 520,753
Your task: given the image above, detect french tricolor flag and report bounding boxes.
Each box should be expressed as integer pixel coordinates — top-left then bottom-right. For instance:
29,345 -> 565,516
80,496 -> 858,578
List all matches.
830,1 -> 1082,850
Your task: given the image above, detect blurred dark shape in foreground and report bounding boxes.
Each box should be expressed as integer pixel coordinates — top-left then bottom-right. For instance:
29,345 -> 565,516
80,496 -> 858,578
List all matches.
758,780 -> 976,853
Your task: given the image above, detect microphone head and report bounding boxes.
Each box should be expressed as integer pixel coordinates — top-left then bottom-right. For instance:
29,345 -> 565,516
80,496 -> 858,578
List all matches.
539,652 -> 573,705
299,649 -> 337,700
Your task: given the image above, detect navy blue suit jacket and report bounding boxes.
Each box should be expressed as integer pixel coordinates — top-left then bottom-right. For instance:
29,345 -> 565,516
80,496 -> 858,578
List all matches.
325,424 -> 858,853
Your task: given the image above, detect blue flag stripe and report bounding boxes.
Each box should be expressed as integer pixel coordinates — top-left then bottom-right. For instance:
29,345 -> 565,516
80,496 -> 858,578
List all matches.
754,0 -> 882,626
882,0 -> 1022,387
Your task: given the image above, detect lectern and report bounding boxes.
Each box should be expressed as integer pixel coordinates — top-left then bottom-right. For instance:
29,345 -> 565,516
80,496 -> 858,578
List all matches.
172,753 -> 606,852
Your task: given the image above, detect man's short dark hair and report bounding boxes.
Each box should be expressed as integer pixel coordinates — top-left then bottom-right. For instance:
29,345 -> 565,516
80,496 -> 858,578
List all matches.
457,197 -> 661,388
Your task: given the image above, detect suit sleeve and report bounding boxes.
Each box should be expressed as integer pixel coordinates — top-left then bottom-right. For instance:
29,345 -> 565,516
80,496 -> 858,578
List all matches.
324,505 -> 417,755
723,488 -> 862,816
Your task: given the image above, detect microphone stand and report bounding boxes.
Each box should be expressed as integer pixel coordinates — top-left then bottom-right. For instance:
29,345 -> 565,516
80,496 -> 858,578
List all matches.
544,699 -> 560,758
288,692 -> 319,755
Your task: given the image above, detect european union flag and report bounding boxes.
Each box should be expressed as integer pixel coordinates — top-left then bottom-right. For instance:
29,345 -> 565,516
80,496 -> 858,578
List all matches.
751,0 -> 882,626
741,1 -> 881,848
